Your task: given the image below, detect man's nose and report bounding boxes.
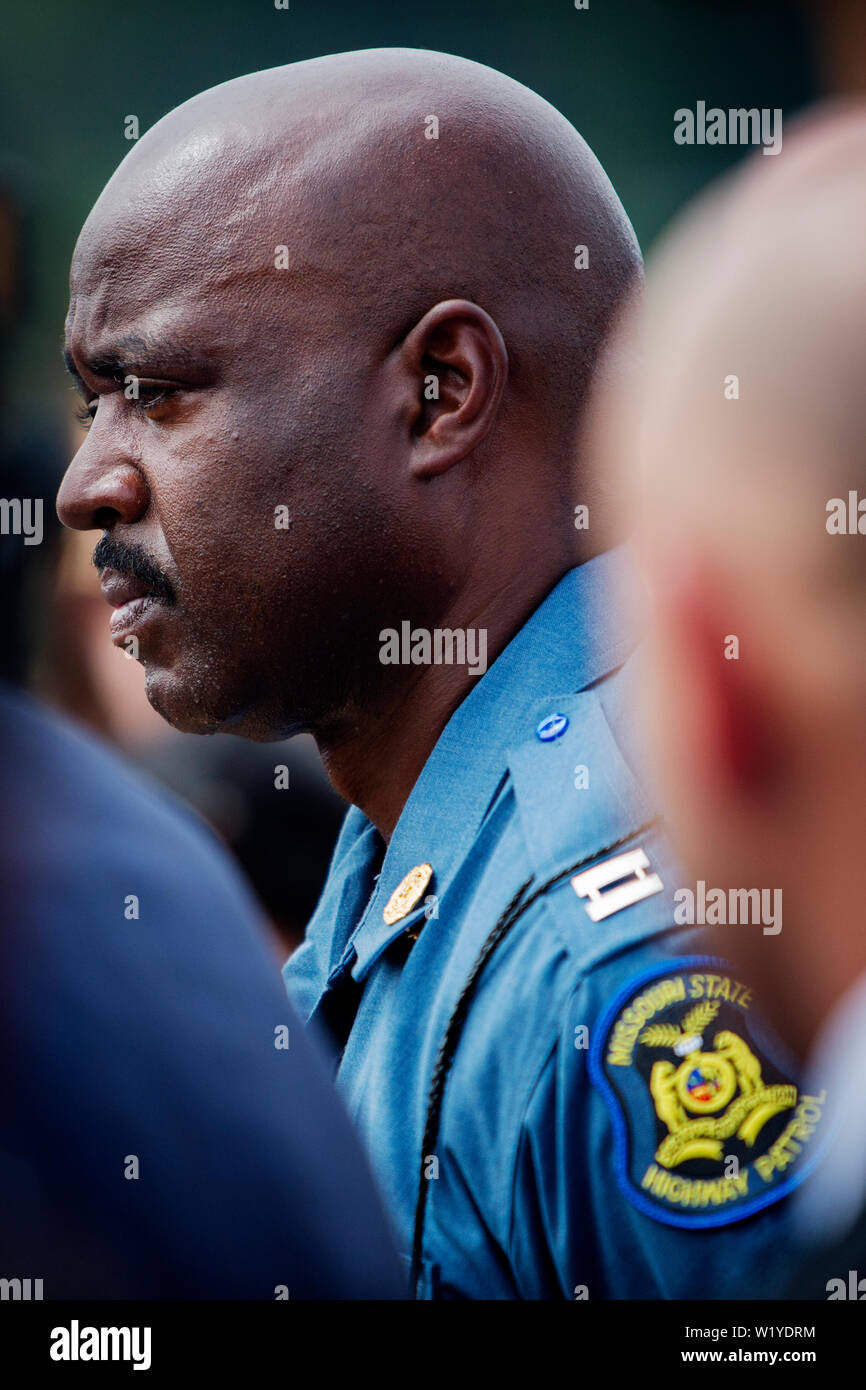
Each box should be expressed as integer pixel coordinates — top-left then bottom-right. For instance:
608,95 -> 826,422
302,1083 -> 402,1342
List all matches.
56,443 -> 150,532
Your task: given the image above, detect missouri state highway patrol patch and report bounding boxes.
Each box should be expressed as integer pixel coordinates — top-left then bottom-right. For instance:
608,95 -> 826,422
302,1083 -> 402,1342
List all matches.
589,956 -> 829,1228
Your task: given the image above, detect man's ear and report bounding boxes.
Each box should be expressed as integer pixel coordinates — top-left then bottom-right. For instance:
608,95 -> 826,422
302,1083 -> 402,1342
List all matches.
660,568 -> 780,801
395,299 -> 508,479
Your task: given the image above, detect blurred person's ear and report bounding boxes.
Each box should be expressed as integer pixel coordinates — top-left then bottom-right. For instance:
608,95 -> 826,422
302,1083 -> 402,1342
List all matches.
679,577 -> 778,796
643,556 -> 785,848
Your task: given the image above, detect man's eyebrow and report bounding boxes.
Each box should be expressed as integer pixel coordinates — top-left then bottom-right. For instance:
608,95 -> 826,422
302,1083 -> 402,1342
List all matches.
61,334 -> 214,384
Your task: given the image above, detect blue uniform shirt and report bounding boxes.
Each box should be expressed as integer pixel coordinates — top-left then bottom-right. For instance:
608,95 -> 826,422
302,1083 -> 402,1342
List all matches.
284,548 -> 828,1299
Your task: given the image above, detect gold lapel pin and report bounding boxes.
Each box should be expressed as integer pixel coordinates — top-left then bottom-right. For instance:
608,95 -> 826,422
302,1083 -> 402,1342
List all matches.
383,863 -> 434,925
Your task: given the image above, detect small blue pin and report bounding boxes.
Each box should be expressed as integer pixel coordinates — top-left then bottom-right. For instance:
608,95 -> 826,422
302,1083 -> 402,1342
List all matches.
536,712 -> 569,742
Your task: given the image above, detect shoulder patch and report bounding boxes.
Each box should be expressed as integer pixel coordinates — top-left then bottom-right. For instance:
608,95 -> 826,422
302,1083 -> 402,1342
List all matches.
588,955 -> 829,1228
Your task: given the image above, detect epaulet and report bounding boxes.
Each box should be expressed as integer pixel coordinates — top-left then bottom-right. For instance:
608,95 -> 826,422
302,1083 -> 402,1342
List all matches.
505,679 -> 683,971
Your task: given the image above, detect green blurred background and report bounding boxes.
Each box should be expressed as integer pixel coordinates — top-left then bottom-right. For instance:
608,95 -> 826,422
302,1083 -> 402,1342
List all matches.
2,0 -> 819,424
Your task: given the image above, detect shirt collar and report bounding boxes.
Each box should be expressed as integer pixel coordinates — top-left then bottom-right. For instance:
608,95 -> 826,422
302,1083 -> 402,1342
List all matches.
326,545 -> 641,980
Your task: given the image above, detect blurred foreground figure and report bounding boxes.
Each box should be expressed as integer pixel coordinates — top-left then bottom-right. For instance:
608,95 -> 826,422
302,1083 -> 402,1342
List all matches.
613,102 -> 866,1294
0,683 -> 403,1298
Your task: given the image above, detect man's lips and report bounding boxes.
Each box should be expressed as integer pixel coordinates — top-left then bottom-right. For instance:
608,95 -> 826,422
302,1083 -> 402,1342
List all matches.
99,570 -> 168,642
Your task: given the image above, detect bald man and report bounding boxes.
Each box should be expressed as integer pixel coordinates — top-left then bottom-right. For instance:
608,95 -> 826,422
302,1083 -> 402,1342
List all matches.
57,48 -> 819,1300
610,104 -> 866,1293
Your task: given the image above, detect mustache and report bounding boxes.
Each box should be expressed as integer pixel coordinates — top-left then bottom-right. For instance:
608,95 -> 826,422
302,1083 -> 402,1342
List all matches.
92,534 -> 176,604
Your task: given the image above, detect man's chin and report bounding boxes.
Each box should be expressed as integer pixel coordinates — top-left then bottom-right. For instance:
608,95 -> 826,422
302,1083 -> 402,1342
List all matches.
142,664 -> 296,741
143,667 -> 227,737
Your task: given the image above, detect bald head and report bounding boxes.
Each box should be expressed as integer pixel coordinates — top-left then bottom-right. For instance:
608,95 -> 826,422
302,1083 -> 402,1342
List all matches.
608,103 -> 866,1054
627,102 -> 866,590
75,49 -> 639,455
58,49 -> 639,760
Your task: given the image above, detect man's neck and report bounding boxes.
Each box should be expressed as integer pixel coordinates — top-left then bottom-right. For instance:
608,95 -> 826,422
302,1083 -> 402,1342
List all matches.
315,565 -> 572,841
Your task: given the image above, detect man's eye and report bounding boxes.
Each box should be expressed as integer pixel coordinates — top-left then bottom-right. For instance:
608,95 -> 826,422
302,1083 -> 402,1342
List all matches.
71,384 -> 178,427
133,383 -> 176,410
